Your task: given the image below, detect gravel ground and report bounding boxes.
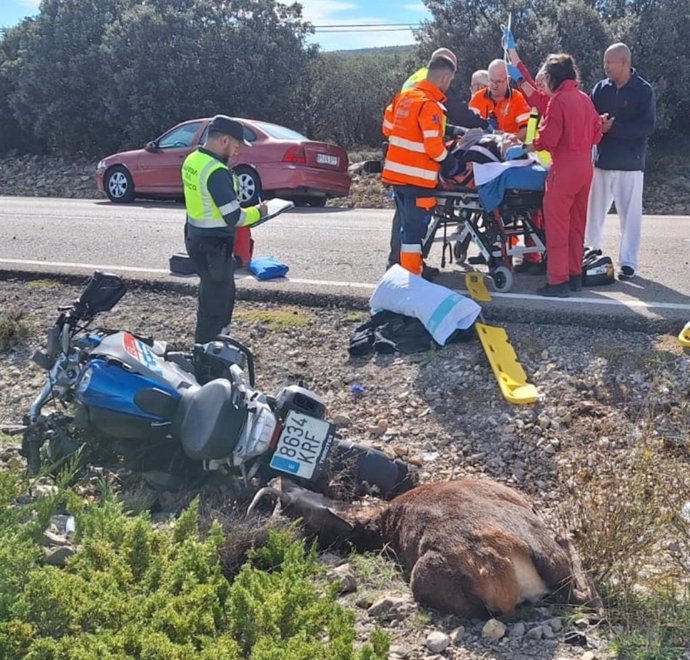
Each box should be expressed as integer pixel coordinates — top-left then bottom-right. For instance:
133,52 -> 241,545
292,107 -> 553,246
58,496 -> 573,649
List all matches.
1,275 -> 689,660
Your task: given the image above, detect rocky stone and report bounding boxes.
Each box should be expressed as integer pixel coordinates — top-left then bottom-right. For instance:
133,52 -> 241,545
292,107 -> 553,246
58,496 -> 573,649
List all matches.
332,414 -> 352,427
355,595 -> 374,609
44,545 -> 76,567
425,631 -> 450,653
327,563 -> 358,594
388,644 -> 411,658
509,621 -> 526,637
545,617 -> 563,632
367,595 -> 414,619
527,625 -> 544,640
41,530 -> 72,547
481,618 -> 506,641
33,483 -> 59,497
449,626 -> 465,644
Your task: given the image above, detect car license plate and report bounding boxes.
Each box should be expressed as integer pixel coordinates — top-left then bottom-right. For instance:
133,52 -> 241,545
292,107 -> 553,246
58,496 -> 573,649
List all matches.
270,411 -> 335,481
316,153 -> 339,166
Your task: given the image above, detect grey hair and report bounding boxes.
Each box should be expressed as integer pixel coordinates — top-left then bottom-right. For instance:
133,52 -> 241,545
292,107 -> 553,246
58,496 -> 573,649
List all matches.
471,69 -> 489,86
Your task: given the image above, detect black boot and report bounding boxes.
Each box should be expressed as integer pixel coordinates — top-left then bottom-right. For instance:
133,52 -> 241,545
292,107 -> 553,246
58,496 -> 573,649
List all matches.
537,282 -> 570,298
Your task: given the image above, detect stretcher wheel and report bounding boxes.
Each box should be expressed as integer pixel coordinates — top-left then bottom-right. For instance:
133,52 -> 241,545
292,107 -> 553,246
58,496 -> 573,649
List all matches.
491,266 -> 513,292
453,236 -> 471,263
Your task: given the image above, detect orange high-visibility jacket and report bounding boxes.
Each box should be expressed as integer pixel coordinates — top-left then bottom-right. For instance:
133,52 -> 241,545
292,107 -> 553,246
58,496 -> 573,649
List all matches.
382,67 -> 428,137
382,80 -> 448,189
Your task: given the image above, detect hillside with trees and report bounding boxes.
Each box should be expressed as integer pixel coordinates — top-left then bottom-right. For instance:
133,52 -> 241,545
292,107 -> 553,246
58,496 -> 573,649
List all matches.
0,0 -> 688,154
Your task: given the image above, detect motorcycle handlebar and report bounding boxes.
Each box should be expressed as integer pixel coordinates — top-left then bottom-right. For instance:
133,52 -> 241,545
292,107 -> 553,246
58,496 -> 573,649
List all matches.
214,335 -> 256,387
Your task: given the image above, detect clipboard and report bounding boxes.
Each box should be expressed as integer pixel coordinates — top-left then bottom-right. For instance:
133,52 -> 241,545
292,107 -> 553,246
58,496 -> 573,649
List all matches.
251,198 -> 295,227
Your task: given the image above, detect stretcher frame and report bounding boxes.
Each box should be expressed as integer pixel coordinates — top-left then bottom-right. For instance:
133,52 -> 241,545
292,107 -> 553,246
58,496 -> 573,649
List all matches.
421,186 -> 546,292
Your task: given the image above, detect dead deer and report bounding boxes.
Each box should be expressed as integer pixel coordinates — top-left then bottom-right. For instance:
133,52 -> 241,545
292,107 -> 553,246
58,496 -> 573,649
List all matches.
248,477 -> 601,618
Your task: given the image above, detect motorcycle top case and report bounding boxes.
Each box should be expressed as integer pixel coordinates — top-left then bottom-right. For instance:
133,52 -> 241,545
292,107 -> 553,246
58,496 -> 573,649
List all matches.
582,253 -> 615,287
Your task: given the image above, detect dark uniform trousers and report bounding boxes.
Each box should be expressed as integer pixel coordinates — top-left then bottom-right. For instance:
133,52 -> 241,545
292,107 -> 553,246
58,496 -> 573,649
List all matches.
185,227 -> 235,344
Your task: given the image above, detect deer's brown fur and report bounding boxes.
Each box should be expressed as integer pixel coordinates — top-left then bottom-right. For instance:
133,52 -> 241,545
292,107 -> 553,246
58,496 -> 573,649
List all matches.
249,477 -> 600,618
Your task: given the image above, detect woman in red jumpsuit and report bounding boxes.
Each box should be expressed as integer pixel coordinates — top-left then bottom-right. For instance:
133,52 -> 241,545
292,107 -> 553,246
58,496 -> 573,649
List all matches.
528,54 -> 602,297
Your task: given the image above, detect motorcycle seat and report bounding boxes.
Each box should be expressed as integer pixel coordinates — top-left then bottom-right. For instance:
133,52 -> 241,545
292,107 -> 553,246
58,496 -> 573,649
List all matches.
177,379 -> 248,461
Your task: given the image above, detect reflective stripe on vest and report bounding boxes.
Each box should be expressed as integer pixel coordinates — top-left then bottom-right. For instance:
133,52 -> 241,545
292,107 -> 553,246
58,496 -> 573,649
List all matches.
182,150 -> 228,230
382,84 -> 446,188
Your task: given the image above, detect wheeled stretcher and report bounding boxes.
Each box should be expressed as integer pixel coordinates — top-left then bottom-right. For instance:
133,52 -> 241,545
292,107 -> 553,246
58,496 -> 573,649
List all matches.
421,185 -> 546,292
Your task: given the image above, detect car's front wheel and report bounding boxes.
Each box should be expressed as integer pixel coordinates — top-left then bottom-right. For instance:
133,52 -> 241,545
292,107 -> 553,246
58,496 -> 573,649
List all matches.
235,166 -> 262,206
105,166 -> 135,203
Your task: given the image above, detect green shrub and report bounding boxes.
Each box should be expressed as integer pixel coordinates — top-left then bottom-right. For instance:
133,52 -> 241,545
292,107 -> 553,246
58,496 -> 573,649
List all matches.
0,473 -> 388,660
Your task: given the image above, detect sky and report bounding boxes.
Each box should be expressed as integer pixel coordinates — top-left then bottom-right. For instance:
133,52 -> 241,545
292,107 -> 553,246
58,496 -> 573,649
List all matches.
0,0 -> 431,51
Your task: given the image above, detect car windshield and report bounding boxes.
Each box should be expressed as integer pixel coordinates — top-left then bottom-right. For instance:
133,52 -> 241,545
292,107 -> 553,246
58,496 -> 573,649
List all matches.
254,121 -> 308,141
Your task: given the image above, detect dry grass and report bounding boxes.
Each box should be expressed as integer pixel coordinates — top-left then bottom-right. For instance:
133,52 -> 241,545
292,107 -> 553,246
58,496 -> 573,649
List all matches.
234,306 -> 311,330
330,173 -> 393,210
0,308 -> 29,351
559,437 -> 690,658
26,279 -> 61,290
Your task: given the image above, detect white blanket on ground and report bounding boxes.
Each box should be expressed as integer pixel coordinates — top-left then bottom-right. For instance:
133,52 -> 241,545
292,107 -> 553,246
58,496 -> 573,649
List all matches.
370,265 -> 481,346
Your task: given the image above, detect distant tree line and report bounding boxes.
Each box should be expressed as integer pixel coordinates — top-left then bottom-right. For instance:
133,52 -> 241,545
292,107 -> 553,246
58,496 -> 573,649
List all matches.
0,0 -> 686,157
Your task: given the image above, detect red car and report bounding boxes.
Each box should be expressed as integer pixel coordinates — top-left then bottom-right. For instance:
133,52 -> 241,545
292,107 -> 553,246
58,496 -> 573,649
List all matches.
96,118 -> 351,206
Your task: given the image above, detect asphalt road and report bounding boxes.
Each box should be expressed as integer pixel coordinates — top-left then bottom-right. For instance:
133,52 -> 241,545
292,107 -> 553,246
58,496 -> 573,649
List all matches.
1,196 -> 689,331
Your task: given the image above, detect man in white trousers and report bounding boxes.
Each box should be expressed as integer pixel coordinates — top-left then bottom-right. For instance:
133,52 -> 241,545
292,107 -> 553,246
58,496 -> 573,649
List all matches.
585,43 -> 656,280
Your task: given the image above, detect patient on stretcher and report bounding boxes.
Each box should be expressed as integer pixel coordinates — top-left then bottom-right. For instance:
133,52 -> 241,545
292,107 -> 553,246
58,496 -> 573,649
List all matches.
441,130 -> 528,189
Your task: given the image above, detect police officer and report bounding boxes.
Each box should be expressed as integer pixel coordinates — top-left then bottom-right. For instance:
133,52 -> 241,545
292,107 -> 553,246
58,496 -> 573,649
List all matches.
182,115 -> 266,343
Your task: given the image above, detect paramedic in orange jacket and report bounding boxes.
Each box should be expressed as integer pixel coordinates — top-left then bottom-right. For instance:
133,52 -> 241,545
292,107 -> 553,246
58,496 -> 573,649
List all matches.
469,59 -> 531,139
382,56 -> 457,276
526,54 -> 603,297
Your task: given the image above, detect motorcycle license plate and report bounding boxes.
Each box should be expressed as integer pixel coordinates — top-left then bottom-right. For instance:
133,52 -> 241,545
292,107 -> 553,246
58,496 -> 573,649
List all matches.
270,411 -> 335,481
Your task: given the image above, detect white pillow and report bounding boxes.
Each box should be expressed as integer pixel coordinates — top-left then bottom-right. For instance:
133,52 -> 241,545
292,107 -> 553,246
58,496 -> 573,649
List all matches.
370,265 -> 481,346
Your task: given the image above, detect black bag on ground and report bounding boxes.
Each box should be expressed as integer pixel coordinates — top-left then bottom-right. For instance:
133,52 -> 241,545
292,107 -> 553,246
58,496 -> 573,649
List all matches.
582,250 -> 615,287
169,252 -> 196,276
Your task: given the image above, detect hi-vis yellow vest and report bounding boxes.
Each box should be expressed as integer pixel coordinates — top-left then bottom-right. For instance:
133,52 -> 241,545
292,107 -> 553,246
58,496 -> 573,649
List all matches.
402,67 -> 428,91
182,150 -> 228,229
525,108 -> 552,166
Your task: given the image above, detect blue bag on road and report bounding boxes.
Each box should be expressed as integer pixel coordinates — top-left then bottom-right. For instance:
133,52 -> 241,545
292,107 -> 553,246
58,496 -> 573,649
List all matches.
248,256 -> 289,280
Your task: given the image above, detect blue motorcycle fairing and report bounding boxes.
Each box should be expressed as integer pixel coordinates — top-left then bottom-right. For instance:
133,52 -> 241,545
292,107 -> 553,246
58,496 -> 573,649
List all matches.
90,332 -> 198,390
77,359 -> 181,422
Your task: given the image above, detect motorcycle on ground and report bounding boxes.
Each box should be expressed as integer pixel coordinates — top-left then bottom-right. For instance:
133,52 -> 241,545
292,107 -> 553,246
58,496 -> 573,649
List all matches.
20,271 -> 415,498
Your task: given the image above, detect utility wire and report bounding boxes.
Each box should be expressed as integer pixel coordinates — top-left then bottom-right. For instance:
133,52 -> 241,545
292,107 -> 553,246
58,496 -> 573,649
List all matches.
314,27 -> 420,32
312,23 -> 422,27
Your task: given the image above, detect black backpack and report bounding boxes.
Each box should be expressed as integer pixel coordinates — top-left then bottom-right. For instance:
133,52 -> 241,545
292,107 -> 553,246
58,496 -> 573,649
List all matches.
169,252 -> 196,276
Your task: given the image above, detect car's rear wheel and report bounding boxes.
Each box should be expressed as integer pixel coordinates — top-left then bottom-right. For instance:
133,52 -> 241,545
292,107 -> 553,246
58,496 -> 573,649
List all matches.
105,166 -> 135,203
235,166 -> 262,206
